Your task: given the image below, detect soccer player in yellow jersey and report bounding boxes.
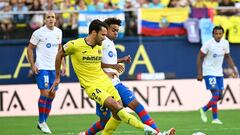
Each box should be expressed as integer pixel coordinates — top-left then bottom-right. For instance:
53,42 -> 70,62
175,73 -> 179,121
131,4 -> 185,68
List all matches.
50,19 -> 157,135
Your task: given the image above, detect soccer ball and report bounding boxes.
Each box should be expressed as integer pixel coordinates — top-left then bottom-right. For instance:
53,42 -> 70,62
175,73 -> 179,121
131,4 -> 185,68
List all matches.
192,132 -> 206,135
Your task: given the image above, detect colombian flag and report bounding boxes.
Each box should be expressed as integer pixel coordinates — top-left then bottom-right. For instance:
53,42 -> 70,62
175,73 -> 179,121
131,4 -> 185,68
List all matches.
138,8 -> 189,36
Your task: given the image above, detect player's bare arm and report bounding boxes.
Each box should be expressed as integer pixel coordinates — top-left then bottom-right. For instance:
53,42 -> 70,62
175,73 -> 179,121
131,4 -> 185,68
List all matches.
58,44 -> 66,76
27,43 -> 39,74
101,62 -> 124,73
117,55 -> 131,64
50,47 -> 66,92
196,51 -> 206,81
103,70 -> 118,78
225,53 -> 239,78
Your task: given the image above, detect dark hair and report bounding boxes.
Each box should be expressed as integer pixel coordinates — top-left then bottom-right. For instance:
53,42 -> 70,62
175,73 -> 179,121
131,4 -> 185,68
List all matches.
212,26 -> 224,35
89,19 -> 108,34
103,17 -> 121,27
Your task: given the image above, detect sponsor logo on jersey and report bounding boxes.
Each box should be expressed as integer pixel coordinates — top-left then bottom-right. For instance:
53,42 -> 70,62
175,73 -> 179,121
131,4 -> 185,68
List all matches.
46,43 -> 51,48
46,43 -> 58,48
213,53 -> 224,58
108,51 -> 113,57
82,56 -> 102,63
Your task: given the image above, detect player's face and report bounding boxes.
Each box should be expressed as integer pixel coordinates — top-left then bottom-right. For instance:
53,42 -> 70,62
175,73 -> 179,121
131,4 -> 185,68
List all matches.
213,29 -> 224,42
107,24 -> 119,41
45,12 -> 56,29
96,27 -> 107,45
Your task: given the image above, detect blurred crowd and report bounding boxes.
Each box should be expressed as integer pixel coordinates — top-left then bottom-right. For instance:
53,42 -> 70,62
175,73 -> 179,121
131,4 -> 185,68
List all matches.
0,0 -> 240,39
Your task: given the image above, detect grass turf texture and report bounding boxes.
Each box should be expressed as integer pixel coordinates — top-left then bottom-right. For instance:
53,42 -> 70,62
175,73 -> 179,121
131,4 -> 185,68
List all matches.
0,109 -> 239,135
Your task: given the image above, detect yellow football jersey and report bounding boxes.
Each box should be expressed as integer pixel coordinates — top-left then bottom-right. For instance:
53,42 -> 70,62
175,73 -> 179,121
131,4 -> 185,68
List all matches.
63,38 -> 111,88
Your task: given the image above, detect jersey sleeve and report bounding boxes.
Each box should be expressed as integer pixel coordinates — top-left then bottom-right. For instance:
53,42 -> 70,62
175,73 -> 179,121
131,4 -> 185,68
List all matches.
200,42 -> 209,54
29,31 -> 40,46
63,40 -> 75,55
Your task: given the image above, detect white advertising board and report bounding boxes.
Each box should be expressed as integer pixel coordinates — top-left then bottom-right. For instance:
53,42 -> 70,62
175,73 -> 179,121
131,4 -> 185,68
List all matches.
0,79 -> 239,116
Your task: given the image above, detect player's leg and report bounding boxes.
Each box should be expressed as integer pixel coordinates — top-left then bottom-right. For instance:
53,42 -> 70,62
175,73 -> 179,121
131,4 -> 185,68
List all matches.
86,86 -> 156,134
211,77 -> 224,124
45,70 -> 58,121
101,116 -> 121,135
35,70 -> 52,134
83,104 -> 111,135
199,76 -> 216,122
115,83 -> 160,133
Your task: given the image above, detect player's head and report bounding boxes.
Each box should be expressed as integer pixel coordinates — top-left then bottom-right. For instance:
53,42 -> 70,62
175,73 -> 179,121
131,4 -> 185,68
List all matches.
212,26 -> 224,42
44,11 -> 56,29
89,19 -> 108,45
103,17 -> 121,41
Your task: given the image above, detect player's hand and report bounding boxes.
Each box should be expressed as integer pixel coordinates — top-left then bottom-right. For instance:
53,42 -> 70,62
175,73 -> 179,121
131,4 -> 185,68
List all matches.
31,65 -> 39,74
112,64 -> 124,73
197,74 -> 203,81
61,66 -> 66,76
105,72 -> 118,78
50,78 -> 60,94
123,55 -> 131,64
231,72 -> 239,78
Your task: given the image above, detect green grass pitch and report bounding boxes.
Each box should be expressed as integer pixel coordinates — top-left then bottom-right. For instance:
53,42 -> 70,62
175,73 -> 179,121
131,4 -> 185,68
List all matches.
0,109 -> 239,135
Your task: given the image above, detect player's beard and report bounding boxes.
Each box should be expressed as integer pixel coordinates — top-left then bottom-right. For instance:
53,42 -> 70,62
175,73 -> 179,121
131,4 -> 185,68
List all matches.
96,40 -> 103,46
96,36 -> 103,45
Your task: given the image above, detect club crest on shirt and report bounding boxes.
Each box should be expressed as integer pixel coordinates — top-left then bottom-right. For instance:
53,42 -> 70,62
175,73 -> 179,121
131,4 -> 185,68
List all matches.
98,49 -> 101,54
102,112 -> 107,116
45,83 -> 49,88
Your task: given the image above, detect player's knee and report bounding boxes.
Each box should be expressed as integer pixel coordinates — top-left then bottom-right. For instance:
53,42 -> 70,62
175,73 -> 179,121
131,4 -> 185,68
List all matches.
104,97 -> 122,114
40,90 -> 49,97
110,101 -> 122,113
127,99 -> 139,110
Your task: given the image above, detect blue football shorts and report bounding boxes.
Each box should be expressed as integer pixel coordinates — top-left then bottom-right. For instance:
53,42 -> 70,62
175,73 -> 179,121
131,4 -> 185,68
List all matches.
35,70 -> 58,91
203,76 -> 224,91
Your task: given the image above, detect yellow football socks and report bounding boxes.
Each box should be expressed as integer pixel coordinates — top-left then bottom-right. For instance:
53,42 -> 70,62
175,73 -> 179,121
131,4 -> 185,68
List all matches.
102,117 -> 121,135
117,109 -> 144,129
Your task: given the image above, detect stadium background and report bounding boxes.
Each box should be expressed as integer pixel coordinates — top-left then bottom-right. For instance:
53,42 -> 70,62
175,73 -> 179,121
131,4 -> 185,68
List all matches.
0,0 -> 240,135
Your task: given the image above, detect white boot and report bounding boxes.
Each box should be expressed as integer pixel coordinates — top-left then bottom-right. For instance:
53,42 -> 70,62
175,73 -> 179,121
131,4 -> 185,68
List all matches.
37,122 -> 52,134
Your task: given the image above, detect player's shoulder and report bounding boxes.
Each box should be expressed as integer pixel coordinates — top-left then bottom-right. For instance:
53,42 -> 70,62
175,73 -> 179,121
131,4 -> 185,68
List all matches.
202,38 -> 213,46
67,38 -> 85,46
221,39 -> 229,45
103,37 -> 114,47
54,26 -> 62,33
32,26 -> 45,35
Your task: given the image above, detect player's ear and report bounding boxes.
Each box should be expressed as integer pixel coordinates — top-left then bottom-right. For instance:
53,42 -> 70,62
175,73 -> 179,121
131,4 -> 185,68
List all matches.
92,30 -> 97,36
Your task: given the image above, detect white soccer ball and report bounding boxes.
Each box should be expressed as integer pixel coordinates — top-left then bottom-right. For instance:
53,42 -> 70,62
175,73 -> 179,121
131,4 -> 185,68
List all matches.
192,132 -> 206,135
